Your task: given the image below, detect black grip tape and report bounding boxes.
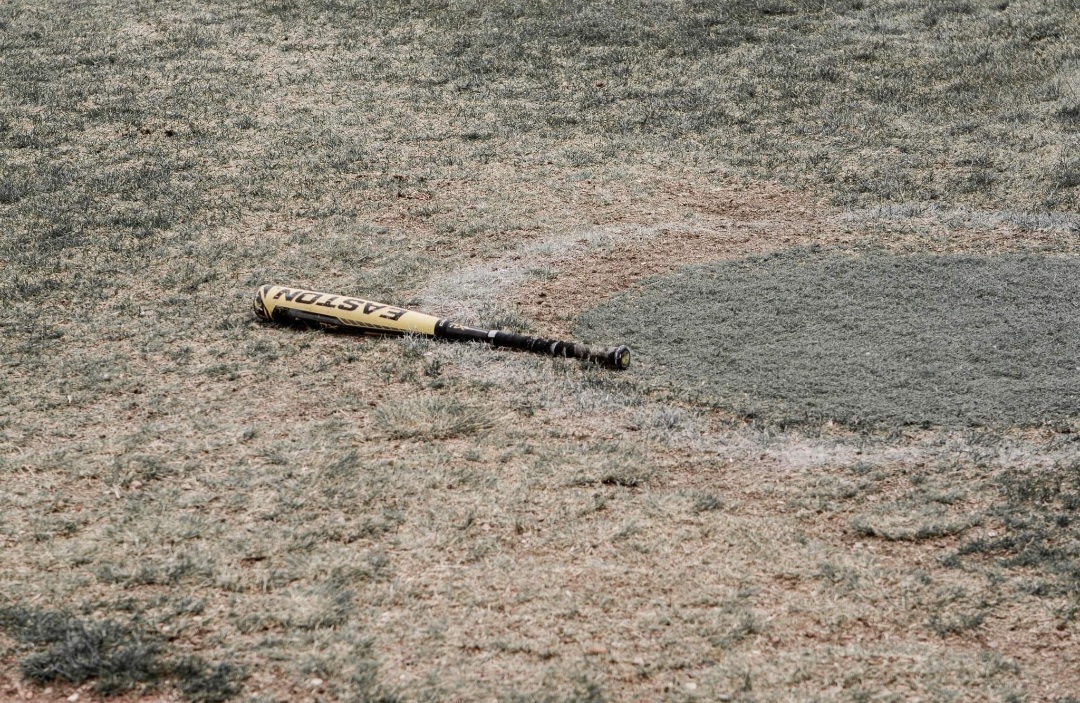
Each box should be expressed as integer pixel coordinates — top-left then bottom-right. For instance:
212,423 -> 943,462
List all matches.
435,320 -> 630,369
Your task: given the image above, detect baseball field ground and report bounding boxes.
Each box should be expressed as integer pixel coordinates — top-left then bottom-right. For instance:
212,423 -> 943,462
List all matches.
2,1 -> 1078,701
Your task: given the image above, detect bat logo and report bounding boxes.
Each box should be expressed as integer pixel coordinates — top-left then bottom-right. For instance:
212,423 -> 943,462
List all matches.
270,287 -> 408,321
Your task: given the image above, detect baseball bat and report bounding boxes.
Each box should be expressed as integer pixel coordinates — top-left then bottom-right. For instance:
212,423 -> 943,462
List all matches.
252,284 -> 631,369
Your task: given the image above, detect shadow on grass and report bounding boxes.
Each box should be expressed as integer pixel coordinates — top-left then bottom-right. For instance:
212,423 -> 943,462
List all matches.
0,606 -> 243,701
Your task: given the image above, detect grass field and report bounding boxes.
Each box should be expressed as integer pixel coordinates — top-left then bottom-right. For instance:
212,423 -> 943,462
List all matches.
2,1 -> 1079,701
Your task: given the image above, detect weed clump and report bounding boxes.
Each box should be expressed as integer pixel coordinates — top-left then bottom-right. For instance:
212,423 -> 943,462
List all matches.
173,659 -> 245,703
373,396 -> 491,439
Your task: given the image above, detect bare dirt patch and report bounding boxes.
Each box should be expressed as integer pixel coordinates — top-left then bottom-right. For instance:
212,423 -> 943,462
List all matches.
416,170 -> 1076,338
505,176 -> 838,337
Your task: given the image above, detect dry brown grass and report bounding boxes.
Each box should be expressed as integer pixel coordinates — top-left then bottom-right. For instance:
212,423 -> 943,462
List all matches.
2,1 -> 1079,701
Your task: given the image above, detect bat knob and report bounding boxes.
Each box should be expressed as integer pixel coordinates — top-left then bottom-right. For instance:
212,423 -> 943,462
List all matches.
610,345 -> 631,369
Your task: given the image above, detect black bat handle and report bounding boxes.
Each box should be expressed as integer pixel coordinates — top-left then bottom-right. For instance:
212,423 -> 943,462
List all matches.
435,320 -> 630,369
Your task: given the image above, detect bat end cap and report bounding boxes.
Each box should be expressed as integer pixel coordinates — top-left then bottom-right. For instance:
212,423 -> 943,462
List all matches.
613,345 -> 631,369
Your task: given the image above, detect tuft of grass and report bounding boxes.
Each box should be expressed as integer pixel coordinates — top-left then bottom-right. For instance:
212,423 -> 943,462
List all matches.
691,491 -> 724,513
599,470 -> 648,488
172,660 -> 245,703
398,332 -> 431,359
955,459 -> 1080,598
1057,160 -> 1080,190
850,511 -> 978,543
476,302 -> 532,333
705,609 -> 761,649
5,611 -> 161,693
0,606 -> 243,700
372,396 -> 492,440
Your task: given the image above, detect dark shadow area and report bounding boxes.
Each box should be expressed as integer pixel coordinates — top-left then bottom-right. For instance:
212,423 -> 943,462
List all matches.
577,251 -> 1080,428
0,606 -> 243,701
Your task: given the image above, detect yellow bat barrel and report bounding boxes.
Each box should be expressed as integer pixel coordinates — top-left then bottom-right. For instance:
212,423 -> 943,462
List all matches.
253,284 -> 438,335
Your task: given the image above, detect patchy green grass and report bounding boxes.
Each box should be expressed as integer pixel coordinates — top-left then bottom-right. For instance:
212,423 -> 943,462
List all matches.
957,454 -> 1080,602
0,606 -> 242,701
577,251 -> 1080,428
